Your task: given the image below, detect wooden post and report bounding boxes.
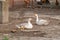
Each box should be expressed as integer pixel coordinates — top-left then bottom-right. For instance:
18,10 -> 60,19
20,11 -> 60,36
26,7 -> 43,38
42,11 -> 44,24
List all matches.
0,0 -> 9,24
55,0 -> 59,6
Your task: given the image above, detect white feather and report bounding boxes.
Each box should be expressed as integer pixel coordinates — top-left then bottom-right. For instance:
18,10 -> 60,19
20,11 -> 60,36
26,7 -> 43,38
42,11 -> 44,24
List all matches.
16,18 -> 33,29
16,25 -> 20,28
35,14 -> 49,25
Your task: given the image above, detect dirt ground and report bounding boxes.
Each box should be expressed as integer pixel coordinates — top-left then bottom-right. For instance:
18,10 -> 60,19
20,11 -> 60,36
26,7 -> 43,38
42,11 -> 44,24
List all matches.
0,8 -> 60,40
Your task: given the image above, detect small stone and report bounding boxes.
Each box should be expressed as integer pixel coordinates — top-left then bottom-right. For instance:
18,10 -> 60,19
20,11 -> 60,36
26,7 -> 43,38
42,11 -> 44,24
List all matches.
11,30 -> 17,33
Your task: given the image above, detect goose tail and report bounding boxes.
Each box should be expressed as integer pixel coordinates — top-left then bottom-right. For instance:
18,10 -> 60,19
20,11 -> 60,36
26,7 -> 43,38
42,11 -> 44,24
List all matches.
16,25 -> 21,29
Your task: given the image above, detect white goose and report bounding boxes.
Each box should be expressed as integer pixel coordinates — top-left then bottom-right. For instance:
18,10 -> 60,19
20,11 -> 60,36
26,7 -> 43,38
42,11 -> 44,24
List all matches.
16,18 -> 33,30
34,14 -> 49,25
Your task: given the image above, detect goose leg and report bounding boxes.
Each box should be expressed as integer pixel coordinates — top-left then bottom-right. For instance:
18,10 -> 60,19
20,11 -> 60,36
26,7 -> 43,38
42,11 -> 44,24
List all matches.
20,26 -> 25,30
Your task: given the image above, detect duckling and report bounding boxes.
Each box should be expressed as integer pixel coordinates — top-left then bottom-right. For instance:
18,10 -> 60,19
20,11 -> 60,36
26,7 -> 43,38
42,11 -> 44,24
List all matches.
34,14 -> 50,25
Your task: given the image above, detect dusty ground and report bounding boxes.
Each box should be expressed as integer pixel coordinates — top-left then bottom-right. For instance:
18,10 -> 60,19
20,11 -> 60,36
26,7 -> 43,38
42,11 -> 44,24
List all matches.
0,8 -> 60,40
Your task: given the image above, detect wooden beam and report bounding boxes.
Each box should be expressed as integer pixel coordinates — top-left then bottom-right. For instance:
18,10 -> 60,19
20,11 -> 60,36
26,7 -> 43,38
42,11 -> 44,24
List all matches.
0,0 -> 9,24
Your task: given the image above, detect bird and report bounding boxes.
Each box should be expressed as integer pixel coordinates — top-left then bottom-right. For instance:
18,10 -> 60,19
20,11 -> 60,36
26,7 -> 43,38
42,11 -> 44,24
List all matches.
34,13 -> 50,25
16,18 -> 33,30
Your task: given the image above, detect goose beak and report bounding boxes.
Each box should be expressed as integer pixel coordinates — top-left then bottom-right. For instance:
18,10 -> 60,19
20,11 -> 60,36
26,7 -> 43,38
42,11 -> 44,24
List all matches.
34,14 -> 38,17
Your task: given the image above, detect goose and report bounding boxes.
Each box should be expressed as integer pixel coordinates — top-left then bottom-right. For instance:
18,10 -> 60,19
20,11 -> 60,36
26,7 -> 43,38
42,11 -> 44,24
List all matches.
34,14 -> 49,25
16,18 -> 33,30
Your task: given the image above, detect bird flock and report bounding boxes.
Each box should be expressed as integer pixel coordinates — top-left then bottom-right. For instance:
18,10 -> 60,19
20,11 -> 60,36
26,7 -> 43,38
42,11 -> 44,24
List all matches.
16,13 -> 50,30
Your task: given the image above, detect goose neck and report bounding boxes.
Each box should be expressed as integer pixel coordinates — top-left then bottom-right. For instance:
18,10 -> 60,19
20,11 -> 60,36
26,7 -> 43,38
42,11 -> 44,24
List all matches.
36,16 -> 39,21
28,20 -> 31,24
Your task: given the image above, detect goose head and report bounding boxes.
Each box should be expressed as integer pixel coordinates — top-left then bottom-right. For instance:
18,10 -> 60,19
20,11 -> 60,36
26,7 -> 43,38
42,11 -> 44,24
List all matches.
34,13 -> 39,21
29,18 -> 32,21
34,13 -> 38,17
28,18 -> 32,24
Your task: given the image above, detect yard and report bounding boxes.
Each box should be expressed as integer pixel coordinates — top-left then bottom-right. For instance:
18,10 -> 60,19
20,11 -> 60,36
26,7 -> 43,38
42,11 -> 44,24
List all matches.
0,7 -> 60,40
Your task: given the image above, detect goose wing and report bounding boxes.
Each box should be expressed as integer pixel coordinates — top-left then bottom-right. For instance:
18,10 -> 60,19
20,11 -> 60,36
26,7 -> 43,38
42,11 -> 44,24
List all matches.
36,19 -> 48,25
16,23 -> 28,28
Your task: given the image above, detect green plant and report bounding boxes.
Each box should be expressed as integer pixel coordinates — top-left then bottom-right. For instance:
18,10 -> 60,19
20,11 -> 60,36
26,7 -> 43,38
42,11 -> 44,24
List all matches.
3,36 -> 9,40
